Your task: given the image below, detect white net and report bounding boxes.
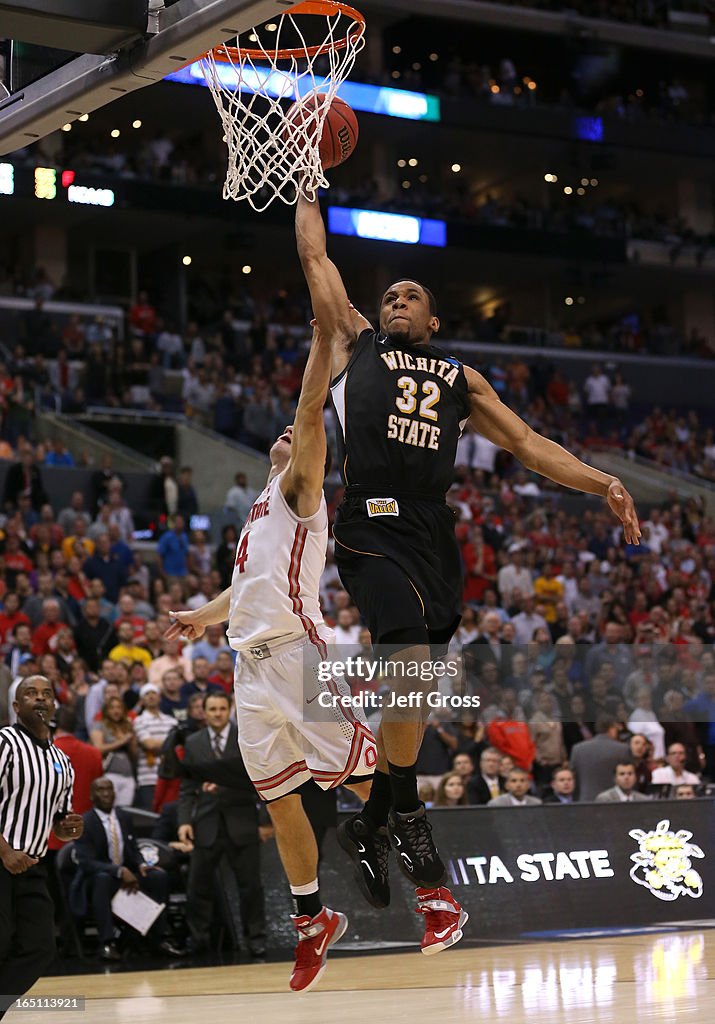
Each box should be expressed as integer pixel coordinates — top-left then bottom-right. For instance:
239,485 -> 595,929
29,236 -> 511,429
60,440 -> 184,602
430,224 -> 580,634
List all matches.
200,1 -> 365,212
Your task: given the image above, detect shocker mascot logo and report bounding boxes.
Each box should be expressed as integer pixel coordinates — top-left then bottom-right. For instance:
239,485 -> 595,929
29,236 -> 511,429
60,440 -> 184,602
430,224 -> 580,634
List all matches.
629,819 -> 704,902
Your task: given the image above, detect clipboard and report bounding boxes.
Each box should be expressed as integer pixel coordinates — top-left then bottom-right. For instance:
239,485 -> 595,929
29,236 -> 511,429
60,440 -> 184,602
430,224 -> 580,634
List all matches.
111,887 -> 165,936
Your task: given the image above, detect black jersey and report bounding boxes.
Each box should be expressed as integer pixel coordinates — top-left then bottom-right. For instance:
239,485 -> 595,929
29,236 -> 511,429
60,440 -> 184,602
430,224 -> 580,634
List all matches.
330,330 -> 470,498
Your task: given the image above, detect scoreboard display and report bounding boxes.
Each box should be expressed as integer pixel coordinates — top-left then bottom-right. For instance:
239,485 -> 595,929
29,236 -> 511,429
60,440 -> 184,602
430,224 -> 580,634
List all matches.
0,162 -> 115,206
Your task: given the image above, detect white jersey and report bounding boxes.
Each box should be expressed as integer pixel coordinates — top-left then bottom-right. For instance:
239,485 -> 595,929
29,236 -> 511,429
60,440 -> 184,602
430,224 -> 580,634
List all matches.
227,470 -> 328,651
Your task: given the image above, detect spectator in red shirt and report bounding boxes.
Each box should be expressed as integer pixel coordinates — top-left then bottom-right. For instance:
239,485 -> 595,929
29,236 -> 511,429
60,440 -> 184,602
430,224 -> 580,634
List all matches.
47,706 -> 103,851
546,370 -> 570,409
0,591 -> 30,654
461,527 -> 497,604
3,535 -> 34,581
31,597 -> 68,656
208,650 -> 235,693
113,594 -> 147,645
129,290 -> 157,338
66,554 -> 91,602
29,503 -> 65,548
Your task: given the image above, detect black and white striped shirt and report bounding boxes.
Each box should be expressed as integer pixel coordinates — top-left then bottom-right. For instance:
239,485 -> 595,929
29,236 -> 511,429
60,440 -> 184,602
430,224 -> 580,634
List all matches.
0,724 -> 75,859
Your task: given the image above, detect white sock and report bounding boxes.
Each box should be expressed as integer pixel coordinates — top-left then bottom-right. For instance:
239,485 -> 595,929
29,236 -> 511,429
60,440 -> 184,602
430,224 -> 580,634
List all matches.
290,879 -> 319,896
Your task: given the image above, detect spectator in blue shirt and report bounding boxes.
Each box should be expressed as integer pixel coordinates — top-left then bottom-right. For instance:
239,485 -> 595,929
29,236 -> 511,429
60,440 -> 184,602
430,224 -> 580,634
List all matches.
44,439 -> 76,467
159,667 -> 189,722
179,656 -> 223,703
177,467 -> 199,521
683,670 -> 715,779
157,515 -> 189,580
108,522 -> 133,570
82,533 -> 128,603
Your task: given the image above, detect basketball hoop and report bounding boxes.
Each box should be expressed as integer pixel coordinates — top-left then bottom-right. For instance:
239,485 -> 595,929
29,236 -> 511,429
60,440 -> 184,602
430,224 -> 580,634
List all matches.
199,1 -> 366,211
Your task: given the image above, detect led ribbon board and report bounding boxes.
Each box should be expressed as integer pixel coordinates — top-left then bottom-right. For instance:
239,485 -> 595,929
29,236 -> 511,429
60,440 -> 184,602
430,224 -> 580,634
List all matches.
167,63 -> 440,122
328,206 -> 446,247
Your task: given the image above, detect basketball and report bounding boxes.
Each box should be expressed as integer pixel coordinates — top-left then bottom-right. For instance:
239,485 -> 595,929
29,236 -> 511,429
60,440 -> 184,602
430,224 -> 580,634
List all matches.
286,93 -> 359,170
318,95 -> 359,169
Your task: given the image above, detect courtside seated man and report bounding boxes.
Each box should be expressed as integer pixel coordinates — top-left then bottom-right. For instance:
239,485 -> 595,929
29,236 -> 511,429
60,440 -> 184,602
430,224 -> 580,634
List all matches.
295,188 -> 641,953
167,319 -> 376,992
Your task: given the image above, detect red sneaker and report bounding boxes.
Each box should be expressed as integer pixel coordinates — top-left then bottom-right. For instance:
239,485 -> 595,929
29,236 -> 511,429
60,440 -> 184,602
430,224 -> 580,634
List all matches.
415,887 -> 468,956
289,906 -> 348,992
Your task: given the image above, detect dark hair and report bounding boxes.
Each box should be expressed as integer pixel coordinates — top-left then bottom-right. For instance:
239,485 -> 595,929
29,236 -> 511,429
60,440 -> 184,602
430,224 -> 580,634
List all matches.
594,713 -> 617,734
54,707 -> 76,733
416,282 -> 438,318
203,690 -> 230,709
551,765 -> 573,780
614,759 -> 636,772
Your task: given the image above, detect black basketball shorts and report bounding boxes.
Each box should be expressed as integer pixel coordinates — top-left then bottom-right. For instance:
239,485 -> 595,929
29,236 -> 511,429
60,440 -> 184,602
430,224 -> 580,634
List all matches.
333,492 -> 463,645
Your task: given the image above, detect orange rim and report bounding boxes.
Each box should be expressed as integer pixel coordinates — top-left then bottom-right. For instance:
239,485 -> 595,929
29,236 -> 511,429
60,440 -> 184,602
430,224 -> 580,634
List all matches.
202,0 -> 365,62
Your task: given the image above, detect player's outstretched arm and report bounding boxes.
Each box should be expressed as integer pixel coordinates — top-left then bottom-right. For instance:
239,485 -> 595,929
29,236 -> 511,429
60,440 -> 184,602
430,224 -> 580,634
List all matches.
165,586 -> 232,641
282,318 -> 333,519
296,192 -> 370,376
465,365 -> 641,544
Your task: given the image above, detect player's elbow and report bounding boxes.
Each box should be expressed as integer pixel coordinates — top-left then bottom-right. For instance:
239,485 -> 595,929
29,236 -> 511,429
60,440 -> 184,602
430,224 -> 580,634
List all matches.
509,426 -> 537,467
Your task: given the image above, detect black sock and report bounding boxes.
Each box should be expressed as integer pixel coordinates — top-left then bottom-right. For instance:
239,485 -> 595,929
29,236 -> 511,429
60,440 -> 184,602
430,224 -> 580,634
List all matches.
294,890 -> 323,918
387,760 -> 419,814
362,769 -> 392,829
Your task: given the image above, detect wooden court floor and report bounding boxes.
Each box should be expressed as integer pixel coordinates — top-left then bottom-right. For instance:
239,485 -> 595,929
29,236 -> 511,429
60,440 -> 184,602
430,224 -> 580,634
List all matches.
14,930 -> 715,1024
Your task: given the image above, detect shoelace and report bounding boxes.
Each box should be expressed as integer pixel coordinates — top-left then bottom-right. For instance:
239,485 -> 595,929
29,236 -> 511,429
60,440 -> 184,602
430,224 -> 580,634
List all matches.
398,813 -> 436,862
374,831 -> 390,880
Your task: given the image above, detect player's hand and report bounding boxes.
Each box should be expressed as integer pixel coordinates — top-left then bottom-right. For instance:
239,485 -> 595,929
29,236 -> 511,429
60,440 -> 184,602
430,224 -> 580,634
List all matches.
201,782 -> 219,794
1,849 -> 38,874
165,610 -> 206,642
258,825 -> 275,844
606,479 -> 641,545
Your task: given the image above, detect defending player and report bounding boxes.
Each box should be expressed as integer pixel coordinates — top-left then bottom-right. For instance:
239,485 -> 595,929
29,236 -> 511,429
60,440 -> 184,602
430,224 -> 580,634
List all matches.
295,190 -> 641,952
166,318 -> 376,993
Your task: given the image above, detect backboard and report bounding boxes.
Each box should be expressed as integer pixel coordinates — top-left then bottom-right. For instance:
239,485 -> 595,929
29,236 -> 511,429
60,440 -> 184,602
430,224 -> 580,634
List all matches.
0,0 -> 304,155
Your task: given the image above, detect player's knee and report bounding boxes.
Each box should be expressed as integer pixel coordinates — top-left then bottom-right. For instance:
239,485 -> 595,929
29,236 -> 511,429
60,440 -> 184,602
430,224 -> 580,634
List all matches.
265,791 -> 303,824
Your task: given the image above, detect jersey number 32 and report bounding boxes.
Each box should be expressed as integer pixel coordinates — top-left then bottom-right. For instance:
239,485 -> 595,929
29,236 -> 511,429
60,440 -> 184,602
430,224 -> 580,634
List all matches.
395,376 -> 440,420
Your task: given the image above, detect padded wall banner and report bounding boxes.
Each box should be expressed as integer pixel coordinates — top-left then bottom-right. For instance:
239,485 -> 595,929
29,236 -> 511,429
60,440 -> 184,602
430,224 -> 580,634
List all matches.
259,801 -> 715,949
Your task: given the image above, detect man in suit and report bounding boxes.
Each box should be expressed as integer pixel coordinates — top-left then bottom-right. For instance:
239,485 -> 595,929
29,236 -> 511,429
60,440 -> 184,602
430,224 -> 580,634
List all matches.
3,450 -> 48,511
464,611 -> 514,683
469,747 -> 507,805
595,762 -> 650,803
542,766 -> 577,804
570,713 -> 630,802
488,767 -> 542,807
72,777 -> 183,960
177,691 -> 266,957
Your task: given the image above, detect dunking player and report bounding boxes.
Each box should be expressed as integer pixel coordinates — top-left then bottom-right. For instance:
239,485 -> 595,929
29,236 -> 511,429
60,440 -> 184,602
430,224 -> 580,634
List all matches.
167,319 -> 376,993
296,191 -> 641,951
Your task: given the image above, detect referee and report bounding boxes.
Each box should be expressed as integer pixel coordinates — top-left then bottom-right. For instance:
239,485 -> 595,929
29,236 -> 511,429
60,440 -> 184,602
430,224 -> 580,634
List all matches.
0,676 -> 83,1016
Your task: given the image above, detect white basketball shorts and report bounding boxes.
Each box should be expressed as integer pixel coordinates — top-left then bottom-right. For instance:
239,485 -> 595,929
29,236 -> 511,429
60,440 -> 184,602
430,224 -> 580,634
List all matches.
234,626 -> 377,800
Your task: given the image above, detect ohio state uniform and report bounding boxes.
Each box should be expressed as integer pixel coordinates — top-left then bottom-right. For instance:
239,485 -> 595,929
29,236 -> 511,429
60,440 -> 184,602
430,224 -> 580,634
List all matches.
228,470 -> 376,801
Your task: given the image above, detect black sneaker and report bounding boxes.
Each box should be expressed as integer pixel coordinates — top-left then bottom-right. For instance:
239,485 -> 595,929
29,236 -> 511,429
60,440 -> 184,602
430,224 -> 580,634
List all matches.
387,803 -> 446,888
337,812 -> 391,909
